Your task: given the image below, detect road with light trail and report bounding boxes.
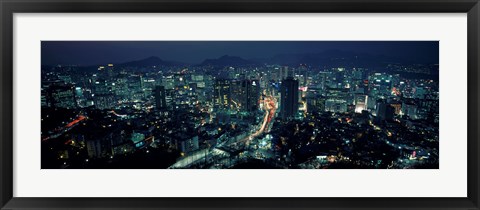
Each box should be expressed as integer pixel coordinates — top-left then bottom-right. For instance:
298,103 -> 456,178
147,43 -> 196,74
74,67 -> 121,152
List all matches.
168,93 -> 277,169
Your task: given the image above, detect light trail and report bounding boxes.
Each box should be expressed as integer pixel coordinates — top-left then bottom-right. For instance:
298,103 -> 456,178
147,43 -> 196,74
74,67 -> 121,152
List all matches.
108,110 -> 128,118
168,92 -> 277,169
42,114 -> 87,142
240,95 -> 277,144
65,115 -> 86,128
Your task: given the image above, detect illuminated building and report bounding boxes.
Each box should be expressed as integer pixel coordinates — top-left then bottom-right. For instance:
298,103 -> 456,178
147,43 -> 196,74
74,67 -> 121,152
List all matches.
154,85 -> 167,110
162,75 -> 175,90
129,75 -> 144,92
114,77 -> 129,98
165,89 -> 176,109
296,64 -> 308,86
390,103 -> 402,115
279,66 -> 289,81
84,131 -> 116,158
41,87 -> 48,107
57,75 -> 72,83
106,63 -> 115,78
230,80 -> 242,109
306,92 -> 325,114
86,139 -> 102,158
94,94 -> 116,110
354,94 -> 368,113
174,74 -> 186,86
46,84 -> 77,109
369,73 -> 393,96
418,92 -> 439,121
131,132 -> 146,148
93,79 -> 111,95
401,101 -> 418,120
142,78 -> 156,97
324,87 -> 349,113
325,99 -> 347,113
414,87 -> 426,99
91,78 -> 116,109
213,79 -> 231,110
174,134 -> 199,154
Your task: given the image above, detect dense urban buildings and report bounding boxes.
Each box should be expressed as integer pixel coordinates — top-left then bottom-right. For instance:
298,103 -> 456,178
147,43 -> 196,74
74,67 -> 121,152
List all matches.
41,41 -> 439,169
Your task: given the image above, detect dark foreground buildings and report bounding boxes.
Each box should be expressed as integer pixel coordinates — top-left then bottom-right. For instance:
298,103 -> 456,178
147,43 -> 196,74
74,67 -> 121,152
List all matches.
280,77 -> 299,120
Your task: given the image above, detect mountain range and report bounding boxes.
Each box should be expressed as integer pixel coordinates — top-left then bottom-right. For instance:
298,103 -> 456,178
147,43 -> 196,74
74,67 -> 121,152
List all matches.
118,56 -> 182,67
42,49 -> 437,72
116,50 -> 429,68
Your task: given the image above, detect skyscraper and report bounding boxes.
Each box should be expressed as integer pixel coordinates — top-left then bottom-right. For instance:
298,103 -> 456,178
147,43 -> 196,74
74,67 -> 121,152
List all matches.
106,63 -> 115,78
376,102 -> 395,121
213,79 -> 231,110
154,85 -> 167,110
280,77 -> 299,120
93,79 -> 116,110
279,66 -> 289,81
240,79 -> 260,112
46,84 -> 77,109
354,94 -> 368,113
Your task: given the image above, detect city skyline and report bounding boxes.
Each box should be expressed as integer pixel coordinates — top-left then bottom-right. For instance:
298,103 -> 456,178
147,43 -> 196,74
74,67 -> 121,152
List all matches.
41,41 -> 439,169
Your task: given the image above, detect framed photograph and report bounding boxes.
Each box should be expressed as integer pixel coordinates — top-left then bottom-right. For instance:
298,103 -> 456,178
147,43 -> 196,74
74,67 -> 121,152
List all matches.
1,0 -> 479,209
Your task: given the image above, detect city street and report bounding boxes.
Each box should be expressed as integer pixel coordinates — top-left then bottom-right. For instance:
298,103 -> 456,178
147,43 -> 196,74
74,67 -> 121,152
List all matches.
169,93 -> 277,169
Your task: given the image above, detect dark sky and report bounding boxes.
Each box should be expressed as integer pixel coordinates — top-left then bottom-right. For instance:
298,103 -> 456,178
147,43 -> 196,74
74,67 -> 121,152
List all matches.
41,41 -> 439,66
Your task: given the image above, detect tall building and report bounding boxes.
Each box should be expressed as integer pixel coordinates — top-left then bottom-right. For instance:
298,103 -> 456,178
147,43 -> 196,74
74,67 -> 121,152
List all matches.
46,84 -> 77,109
178,136 -> 199,154
213,79 -> 231,110
129,75 -> 144,91
418,92 -> 439,121
354,94 -> 368,113
279,66 -> 289,81
376,102 -> 395,121
324,87 -> 348,113
41,87 -> 48,107
93,79 -> 110,95
93,79 -> 116,109
325,99 -> 347,113
114,76 -> 129,98
129,75 -> 144,101
402,101 -> 418,120
86,139 -> 102,158
280,77 -> 299,120
106,64 -> 115,78
369,73 -> 393,96
240,79 -> 260,112
306,91 -> 325,114
94,94 -> 116,110
154,86 -> 167,110
296,64 -> 308,86
230,80 -> 243,110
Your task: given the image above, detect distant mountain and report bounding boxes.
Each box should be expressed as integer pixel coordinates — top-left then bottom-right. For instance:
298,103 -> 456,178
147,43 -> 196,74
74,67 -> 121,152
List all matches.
254,49 -> 399,68
119,56 -> 184,67
43,51 -> 436,75
42,56 -> 186,74
198,55 -> 258,67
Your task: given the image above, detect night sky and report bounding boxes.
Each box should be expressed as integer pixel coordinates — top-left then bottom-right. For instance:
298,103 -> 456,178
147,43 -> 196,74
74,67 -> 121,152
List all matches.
41,41 -> 439,66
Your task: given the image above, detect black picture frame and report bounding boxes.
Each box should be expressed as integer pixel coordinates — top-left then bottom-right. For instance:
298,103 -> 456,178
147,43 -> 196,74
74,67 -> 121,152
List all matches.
1,0 -> 479,209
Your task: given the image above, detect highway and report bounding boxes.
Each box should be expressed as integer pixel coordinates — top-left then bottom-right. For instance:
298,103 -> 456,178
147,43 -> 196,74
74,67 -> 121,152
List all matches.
243,95 -> 276,144
168,93 -> 277,169
42,113 -> 86,141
